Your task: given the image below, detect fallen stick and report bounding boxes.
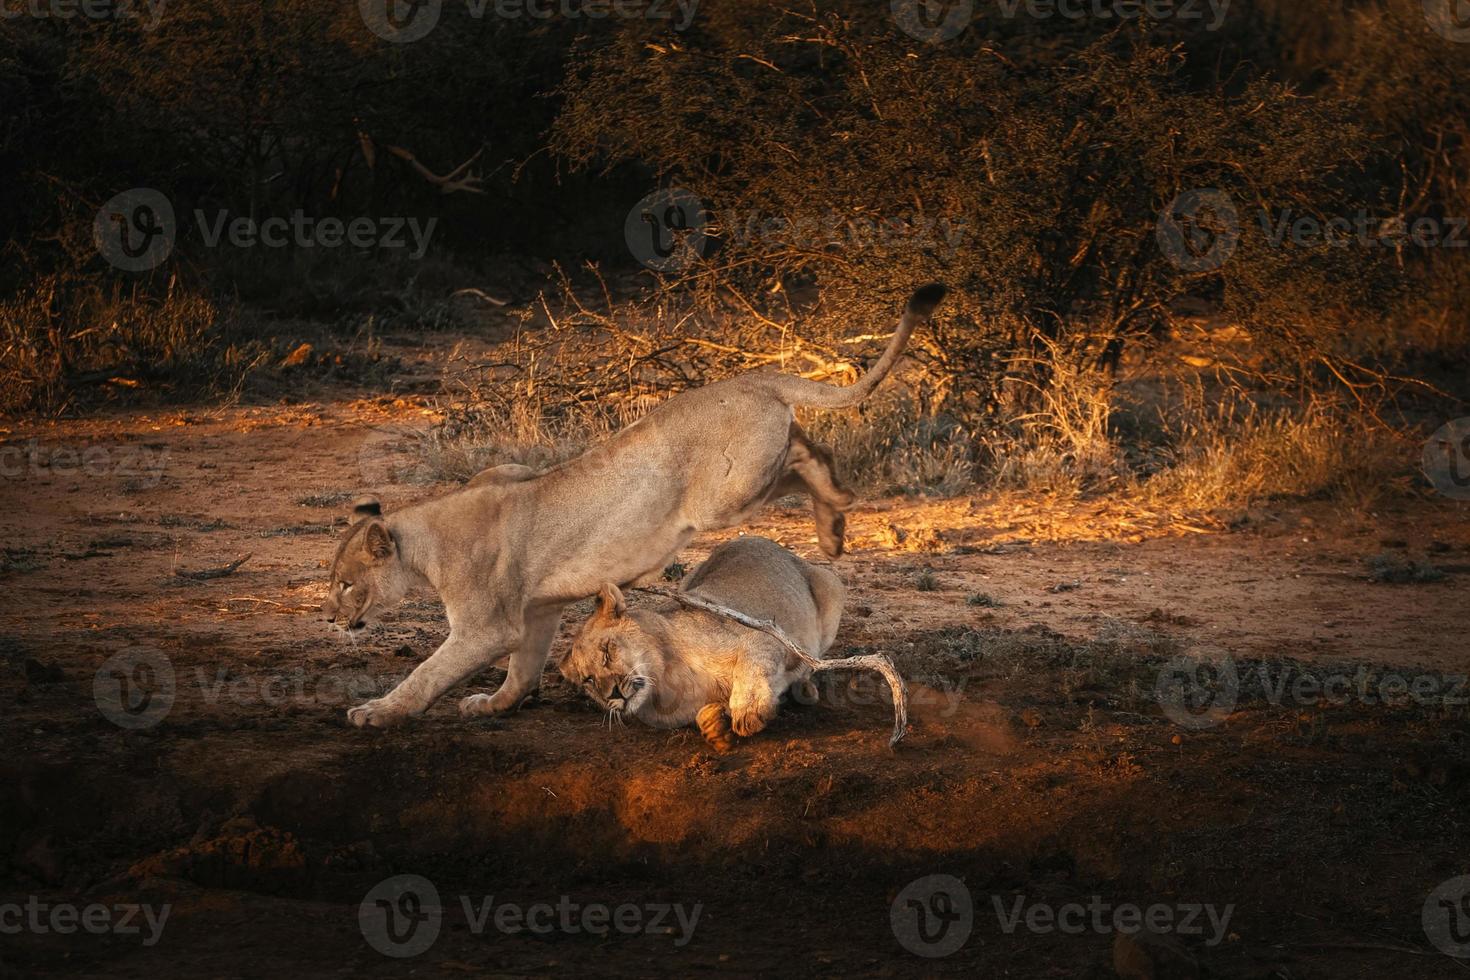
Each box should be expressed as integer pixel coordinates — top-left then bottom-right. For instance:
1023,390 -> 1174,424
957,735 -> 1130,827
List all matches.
174,554 -> 252,581
651,588 -> 909,747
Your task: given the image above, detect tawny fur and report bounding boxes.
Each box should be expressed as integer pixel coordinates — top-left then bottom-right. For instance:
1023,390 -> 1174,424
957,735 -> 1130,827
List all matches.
559,536 -> 844,750
321,284 -> 945,728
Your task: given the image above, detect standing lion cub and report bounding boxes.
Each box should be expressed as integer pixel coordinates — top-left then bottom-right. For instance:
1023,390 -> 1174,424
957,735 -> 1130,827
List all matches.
324,283 -> 945,728
560,536 -> 842,751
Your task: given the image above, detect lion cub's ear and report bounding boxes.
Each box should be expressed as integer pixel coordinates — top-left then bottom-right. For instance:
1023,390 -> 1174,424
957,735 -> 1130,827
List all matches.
363,521 -> 395,561
351,496 -> 383,520
595,582 -> 627,619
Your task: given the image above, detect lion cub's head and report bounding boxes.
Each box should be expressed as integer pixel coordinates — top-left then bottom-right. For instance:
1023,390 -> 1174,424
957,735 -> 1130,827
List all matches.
321,496 -> 413,633
561,583 -> 662,719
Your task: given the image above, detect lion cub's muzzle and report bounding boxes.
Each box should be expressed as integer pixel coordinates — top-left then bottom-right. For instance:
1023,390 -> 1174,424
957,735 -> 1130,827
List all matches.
608,676 -> 647,708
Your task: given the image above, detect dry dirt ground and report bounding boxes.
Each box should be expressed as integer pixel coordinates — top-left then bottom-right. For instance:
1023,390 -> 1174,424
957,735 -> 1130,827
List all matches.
2,380 -> 1469,978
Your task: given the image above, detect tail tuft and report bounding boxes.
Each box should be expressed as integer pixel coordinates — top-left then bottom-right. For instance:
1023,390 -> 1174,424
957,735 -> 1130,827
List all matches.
906,283 -> 948,318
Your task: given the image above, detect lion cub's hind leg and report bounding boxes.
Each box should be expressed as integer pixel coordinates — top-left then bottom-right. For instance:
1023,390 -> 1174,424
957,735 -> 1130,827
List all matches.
782,425 -> 856,559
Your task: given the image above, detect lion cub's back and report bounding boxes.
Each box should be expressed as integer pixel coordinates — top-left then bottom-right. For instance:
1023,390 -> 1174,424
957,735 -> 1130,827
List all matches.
679,536 -> 843,657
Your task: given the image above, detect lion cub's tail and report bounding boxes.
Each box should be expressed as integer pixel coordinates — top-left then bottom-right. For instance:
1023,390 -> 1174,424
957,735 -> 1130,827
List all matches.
770,283 -> 948,410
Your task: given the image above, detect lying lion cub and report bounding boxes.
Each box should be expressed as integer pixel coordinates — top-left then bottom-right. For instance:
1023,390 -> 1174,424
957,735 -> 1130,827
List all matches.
324,283 -> 945,728
561,536 -> 842,751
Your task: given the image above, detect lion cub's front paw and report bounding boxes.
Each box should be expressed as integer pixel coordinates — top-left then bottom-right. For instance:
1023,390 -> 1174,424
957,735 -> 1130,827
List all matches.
459,692 -> 517,718
697,703 -> 738,754
347,698 -> 409,729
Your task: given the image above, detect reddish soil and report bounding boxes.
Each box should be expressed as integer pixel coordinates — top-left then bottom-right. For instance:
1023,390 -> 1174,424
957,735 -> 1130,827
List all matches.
2,387 -> 1469,978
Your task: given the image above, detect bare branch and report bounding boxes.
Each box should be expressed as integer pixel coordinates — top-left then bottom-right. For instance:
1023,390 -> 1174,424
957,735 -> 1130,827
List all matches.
367,138 -> 486,195
647,587 -> 910,747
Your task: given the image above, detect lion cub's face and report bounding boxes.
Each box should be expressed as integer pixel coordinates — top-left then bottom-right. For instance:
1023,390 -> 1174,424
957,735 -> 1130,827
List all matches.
561,583 -> 661,719
322,497 -> 411,633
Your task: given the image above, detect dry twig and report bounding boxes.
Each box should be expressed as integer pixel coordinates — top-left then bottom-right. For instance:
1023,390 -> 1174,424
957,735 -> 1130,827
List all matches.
174,553 -> 252,581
